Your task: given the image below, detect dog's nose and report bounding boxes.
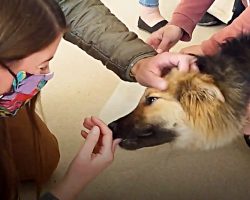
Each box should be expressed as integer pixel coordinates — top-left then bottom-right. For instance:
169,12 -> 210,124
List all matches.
108,121 -> 120,139
108,121 -> 117,132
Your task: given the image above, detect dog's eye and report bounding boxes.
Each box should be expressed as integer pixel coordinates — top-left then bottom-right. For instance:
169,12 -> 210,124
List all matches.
145,96 -> 159,105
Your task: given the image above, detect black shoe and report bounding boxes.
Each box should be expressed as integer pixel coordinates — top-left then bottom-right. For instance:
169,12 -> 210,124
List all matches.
138,17 -> 168,33
198,12 -> 223,26
244,135 -> 250,148
228,0 -> 245,24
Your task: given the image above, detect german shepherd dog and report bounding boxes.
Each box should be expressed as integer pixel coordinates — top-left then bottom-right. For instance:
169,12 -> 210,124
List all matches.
108,35 -> 250,150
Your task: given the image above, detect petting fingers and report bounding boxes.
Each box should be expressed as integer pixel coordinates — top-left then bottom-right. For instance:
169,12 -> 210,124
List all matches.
178,55 -> 198,72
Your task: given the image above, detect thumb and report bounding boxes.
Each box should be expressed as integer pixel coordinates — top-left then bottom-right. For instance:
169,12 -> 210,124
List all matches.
140,73 -> 167,90
112,139 -> 122,153
157,38 -> 170,53
177,56 -> 197,72
79,126 -> 100,158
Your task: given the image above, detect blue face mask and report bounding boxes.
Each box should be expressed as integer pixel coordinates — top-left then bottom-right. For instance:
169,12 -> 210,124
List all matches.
0,64 -> 54,117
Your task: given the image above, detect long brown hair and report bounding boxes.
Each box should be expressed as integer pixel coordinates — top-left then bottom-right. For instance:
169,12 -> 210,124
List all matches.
0,0 -> 66,199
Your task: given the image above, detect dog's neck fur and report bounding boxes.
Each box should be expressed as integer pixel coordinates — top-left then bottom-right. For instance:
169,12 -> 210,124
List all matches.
197,35 -> 250,124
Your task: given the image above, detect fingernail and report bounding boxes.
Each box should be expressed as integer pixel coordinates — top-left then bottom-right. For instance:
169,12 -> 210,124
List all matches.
91,126 -> 99,134
157,49 -> 163,54
116,138 -> 122,143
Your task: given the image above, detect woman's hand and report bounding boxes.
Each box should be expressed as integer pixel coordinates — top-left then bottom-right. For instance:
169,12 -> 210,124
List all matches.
51,116 -> 121,200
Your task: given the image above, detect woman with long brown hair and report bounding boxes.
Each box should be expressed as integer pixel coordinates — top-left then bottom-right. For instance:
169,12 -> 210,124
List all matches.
0,0 -> 120,199
0,0 -> 66,198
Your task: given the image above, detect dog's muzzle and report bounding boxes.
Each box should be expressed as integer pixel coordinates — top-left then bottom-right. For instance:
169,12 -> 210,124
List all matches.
108,119 -> 177,150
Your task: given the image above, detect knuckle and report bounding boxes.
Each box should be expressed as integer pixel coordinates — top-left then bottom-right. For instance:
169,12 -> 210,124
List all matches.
104,154 -> 114,163
107,129 -> 112,135
104,129 -> 112,136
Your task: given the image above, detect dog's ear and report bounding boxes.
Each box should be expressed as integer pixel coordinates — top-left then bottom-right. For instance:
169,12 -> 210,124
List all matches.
194,77 -> 225,103
177,74 -> 225,104
176,73 -> 226,135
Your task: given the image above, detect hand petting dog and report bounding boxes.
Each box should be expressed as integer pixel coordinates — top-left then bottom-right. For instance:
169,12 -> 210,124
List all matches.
131,52 -> 198,90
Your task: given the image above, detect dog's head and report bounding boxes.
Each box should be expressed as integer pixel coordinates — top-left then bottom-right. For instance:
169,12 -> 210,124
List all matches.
109,68 -> 242,150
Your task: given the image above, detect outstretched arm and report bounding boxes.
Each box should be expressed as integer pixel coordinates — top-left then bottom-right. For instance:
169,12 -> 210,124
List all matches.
56,0 -> 156,81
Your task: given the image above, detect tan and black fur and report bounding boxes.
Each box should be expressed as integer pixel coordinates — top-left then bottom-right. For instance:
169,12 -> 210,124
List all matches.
109,35 -> 250,150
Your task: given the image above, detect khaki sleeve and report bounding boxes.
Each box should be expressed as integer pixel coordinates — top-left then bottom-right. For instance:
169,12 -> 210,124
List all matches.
56,0 -> 156,81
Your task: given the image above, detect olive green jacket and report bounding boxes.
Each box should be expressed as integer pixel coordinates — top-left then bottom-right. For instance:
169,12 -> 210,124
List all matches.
56,0 -> 156,81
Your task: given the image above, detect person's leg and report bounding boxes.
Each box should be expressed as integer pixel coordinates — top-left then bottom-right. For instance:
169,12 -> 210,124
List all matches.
138,0 -> 167,32
139,0 -> 163,26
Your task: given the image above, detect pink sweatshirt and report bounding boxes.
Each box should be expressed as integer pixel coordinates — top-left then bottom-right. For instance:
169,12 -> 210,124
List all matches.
169,0 -> 250,55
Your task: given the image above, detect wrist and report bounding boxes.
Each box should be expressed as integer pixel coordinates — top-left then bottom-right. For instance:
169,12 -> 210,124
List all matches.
130,60 -> 140,77
127,52 -> 156,81
167,23 -> 184,39
130,57 -> 150,77
176,26 -> 184,39
128,59 -> 139,81
50,174 -> 89,200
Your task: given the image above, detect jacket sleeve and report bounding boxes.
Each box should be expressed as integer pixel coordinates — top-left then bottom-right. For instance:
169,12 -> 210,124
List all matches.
201,6 -> 250,55
169,0 -> 215,41
56,0 -> 156,81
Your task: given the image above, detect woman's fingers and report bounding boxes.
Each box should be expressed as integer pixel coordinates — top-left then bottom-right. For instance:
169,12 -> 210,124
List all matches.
83,117 -> 95,130
112,139 -> 122,153
82,116 -> 120,156
81,130 -> 88,139
91,117 -> 113,154
80,126 -> 100,158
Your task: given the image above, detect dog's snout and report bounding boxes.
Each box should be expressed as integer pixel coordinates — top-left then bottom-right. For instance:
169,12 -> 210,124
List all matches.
120,138 -> 138,150
137,125 -> 154,137
108,121 -> 117,132
138,129 -> 153,137
108,121 -> 120,139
